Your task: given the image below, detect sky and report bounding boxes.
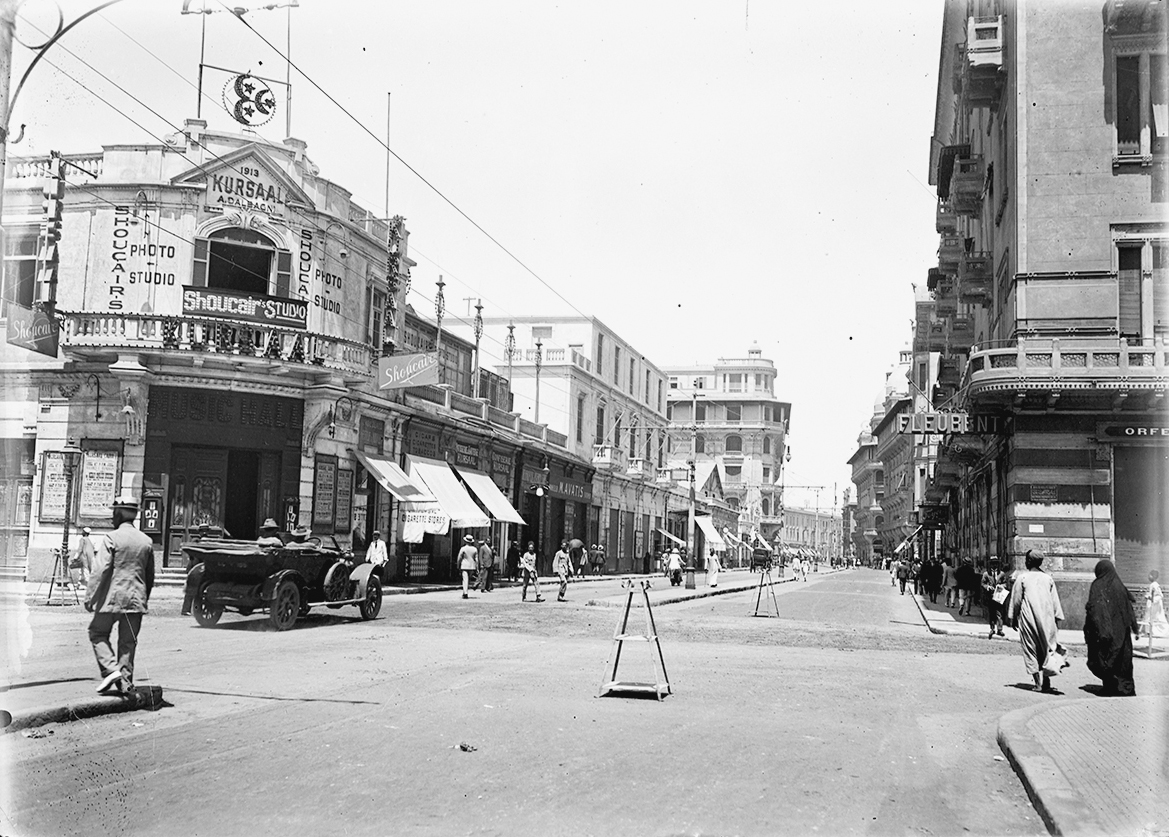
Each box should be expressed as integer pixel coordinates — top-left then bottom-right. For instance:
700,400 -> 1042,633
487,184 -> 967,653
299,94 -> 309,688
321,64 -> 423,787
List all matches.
11,0 -> 943,511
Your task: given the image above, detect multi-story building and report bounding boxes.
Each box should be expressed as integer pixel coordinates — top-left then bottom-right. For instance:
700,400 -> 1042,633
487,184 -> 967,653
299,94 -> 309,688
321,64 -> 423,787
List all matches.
444,315 -> 678,574
922,0 -> 1168,625
0,119 -> 586,583
663,344 -> 791,544
847,423 -> 882,566
780,506 -> 843,566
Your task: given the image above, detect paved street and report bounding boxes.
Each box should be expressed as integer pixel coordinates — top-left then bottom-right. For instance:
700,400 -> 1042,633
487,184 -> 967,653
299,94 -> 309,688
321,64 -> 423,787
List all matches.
12,568 -> 1163,836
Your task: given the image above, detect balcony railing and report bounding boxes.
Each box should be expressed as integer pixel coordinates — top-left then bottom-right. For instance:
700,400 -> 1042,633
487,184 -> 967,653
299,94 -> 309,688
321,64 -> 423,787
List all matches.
964,337 -> 1168,408
935,200 -> 957,234
958,251 -> 992,304
949,316 -> 975,351
62,311 -> 373,378
938,235 -> 963,271
950,155 -> 986,216
593,444 -> 625,469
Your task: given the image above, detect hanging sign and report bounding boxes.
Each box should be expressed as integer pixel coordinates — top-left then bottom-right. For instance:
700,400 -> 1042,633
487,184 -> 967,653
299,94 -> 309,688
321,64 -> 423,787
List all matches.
897,412 -> 1003,435
5,302 -> 59,358
183,286 -> 308,329
379,352 -> 440,390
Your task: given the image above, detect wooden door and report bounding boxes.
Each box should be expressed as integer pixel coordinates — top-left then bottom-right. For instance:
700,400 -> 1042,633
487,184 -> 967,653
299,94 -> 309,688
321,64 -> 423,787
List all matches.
167,447 -> 229,561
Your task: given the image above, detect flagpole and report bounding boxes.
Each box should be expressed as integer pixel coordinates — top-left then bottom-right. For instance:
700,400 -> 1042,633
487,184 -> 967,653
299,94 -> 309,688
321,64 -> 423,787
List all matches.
196,10 -> 206,118
284,2 -> 292,137
385,92 -> 391,219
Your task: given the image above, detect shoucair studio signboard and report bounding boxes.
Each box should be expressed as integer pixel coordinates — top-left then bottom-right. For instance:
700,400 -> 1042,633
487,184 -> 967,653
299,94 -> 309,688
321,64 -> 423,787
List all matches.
378,352 -> 440,390
182,286 -> 307,329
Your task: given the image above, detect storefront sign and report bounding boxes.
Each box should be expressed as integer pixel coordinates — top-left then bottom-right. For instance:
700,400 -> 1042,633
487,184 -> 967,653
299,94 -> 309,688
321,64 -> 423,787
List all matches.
491,450 -> 513,494
378,352 -> 440,390
334,468 -> 353,534
5,302 -> 59,358
406,425 -> 441,461
454,440 -> 480,469
897,412 -> 1002,435
149,388 -> 303,436
78,451 -> 119,518
1100,423 -> 1169,439
140,492 -> 163,534
313,455 -> 337,527
1029,484 -> 1058,503
182,286 -> 308,329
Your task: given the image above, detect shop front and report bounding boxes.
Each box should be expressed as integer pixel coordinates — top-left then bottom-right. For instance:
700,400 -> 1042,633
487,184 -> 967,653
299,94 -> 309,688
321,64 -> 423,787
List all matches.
143,385 -> 302,566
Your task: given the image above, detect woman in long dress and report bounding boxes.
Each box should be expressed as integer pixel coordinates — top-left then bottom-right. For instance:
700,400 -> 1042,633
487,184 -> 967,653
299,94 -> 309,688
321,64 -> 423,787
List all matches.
1083,559 -> 1139,696
1008,550 -> 1065,692
1141,570 -> 1169,638
707,548 -> 721,588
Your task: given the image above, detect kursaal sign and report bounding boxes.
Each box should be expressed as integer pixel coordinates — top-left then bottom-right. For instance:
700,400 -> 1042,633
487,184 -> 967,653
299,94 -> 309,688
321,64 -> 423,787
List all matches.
378,353 -> 440,390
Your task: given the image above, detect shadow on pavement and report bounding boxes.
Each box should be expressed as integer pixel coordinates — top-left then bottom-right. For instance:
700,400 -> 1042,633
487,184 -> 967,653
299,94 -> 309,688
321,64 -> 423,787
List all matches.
163,687 -> 381,705
4,676 -> 93,691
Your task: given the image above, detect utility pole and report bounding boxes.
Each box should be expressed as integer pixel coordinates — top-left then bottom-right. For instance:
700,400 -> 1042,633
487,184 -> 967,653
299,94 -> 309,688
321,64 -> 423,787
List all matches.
0,0 -> 22,259
686,381 -> 699,588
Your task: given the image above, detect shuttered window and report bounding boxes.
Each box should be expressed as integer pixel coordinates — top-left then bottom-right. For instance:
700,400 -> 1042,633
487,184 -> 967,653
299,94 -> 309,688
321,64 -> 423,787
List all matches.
276,250 -> 292,297
1155,242 -> 1168,334
192,237 -> 209,287
1118,246 -> 1142,339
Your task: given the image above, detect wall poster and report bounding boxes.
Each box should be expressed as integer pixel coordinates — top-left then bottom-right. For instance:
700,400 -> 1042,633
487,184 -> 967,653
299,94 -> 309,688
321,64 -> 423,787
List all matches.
313,454 -> 337,529
38,451 -> 70,523
78,450 -> 120,519
334,467 -> 353,534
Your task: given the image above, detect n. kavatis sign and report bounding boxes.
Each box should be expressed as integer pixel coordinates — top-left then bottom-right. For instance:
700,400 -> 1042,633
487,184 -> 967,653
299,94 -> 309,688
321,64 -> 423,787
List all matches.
378,353 -> 440,390
183,286 -> 307,329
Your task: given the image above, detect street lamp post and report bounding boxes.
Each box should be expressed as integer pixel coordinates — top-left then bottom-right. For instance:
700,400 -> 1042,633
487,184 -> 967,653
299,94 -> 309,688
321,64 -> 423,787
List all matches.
533,339 -> 543,424
47,438 -> 82,604
472,299 -> 483,399
685,382 -> 700,589
434,276 -> 445,384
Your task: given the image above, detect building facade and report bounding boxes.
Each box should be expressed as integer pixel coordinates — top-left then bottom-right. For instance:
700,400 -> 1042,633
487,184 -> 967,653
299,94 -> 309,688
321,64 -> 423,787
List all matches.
0,121 -> 587,582
921,0 -> 1168,626
663,344 -> 791,545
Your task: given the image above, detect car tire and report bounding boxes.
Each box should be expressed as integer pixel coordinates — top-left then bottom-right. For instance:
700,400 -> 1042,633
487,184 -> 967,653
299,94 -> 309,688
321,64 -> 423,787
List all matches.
269,579 -> 300,631
359,576 -> 382,621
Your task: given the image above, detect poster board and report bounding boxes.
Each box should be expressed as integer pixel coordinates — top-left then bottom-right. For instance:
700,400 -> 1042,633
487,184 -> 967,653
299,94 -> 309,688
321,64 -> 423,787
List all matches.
38,451 -> 71,523
313,454 -> 337,529
334,467 -> 353,534
78,450 -> 120,518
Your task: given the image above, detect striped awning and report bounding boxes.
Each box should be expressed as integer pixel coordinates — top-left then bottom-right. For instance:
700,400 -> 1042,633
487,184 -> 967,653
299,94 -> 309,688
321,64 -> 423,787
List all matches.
406,455 -> 490,529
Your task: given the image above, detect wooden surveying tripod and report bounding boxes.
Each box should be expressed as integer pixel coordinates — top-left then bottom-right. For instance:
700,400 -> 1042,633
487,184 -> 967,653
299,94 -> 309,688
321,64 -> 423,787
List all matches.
597,578 -> 671,700
751,561 -> 780,618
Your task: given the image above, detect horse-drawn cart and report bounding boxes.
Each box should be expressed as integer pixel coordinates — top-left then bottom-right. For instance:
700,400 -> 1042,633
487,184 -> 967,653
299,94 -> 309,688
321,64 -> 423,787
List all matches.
182,538 -> 382,630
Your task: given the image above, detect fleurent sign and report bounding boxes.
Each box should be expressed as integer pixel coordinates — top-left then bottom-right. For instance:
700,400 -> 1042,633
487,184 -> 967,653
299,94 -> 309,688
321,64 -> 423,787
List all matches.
182,286 -> 308,330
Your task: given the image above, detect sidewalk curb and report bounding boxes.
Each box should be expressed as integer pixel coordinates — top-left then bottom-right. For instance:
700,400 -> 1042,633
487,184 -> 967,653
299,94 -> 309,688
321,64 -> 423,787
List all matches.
996,700 -> 1098,837
3,685 -> 166,734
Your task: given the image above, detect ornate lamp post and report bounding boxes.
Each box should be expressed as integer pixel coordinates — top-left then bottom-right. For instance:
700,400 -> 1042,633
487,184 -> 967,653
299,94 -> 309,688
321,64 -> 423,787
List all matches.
47,437 -> 82,603
472,299 -> 483,399
504,322 -> 516,406
534,338 -> 543,424
434,276 -> 445,384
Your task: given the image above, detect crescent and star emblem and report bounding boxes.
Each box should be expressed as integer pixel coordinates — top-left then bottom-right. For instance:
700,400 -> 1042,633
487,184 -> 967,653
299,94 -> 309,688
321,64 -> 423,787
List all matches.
223,74 -> 276,127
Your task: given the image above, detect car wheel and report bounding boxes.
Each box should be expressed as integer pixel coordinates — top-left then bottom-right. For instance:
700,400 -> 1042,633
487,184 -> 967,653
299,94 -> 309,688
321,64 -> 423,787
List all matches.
269,579 -> 300,631
359,576 -> 382,621
193,584 -> 223,627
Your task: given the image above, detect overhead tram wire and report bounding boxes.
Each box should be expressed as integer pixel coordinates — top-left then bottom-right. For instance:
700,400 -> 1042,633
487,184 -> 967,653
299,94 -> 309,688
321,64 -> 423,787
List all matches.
224,5 -> 594,323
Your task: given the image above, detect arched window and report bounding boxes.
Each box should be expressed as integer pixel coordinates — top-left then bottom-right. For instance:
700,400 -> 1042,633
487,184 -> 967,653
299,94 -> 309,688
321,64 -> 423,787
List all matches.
694,434 -> 706,454
763,436 -> 771,455
761,497 -> 771,516
725,435 -> 742,453
727,497 -> 740,509
193,228 -> 291,296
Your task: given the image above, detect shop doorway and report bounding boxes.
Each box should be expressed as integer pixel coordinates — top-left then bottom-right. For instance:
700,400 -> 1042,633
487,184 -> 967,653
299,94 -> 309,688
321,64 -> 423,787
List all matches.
224,450 -> 260,540
1113,446 -> 1169,586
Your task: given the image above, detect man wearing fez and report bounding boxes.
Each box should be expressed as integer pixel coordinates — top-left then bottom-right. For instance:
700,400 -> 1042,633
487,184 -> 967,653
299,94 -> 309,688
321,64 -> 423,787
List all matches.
87,494 -> 155,695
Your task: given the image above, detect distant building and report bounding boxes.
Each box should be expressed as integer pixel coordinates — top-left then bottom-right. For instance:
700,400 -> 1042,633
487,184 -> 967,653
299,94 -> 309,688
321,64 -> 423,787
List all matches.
664,344 -> 791,545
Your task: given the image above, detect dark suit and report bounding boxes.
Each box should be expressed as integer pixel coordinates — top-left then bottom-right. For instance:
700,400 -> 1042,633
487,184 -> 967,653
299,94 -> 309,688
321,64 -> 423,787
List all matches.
88,522 -> 154,685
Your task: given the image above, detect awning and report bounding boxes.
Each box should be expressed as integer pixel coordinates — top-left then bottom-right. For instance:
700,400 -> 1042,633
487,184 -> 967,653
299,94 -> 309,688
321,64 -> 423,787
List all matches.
657,528 -> 686,547
406,455 -> 490,528
894,525 -> 924,555
454,467 -> 525,525
722,529 -> 744,547
694,516 -> 726,551
353,451 -> 434,503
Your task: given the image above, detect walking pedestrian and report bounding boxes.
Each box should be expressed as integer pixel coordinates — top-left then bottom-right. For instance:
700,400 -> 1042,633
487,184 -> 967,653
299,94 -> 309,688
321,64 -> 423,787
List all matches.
1140,570 -> 1169,638
86,494 -> 154,695
896,557 -> 909,594
926,559 -> 944,603
791,554 -> 803,584
475,538 -> 493,593
667,547 -> 683,586
506,541 -> 521,582
457,535 -> 477,599
580,546 -> 592,578
956,558 -> 978,616
591,544 -> 606,575
488,541 -> 500,591
1008,550 -> 1065,693
1083,559 -> 1140,696
520,542 -> 544,602
982,559 -> 1009,639
554,541 -> 571,601
366,529 -> 388,581
889,557 -> 899,586
707,548 -> 721,588
69,526 -> 95,587
943,558 -> 958,607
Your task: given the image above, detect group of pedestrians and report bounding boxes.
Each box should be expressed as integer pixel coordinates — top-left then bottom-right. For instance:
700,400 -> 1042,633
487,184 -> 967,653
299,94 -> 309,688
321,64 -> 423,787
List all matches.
458,537 -> 609,603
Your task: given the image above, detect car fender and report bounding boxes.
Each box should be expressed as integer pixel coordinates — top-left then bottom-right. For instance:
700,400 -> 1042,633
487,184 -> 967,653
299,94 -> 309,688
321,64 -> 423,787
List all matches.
185,561 -> 206,593
349,561 -> 374,598
261,569 -> 304,602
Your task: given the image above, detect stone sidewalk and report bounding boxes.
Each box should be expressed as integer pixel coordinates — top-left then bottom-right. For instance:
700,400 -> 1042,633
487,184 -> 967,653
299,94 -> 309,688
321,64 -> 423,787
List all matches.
908,581 -> 1169,836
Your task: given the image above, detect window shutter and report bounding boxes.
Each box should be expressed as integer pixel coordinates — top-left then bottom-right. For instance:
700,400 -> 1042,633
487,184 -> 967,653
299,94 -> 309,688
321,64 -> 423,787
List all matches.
1118,246 -> 1142,338
275,250 -> 292,297
1154,243 -> 1168,332
192,237 -> 209,287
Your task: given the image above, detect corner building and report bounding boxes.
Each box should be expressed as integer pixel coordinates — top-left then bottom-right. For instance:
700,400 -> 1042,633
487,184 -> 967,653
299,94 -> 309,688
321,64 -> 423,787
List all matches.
924,0 -> 1167,626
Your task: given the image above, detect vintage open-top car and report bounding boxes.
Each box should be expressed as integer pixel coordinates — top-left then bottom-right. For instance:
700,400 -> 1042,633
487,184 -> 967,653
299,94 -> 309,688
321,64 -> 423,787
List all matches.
182,536 -> 382,630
